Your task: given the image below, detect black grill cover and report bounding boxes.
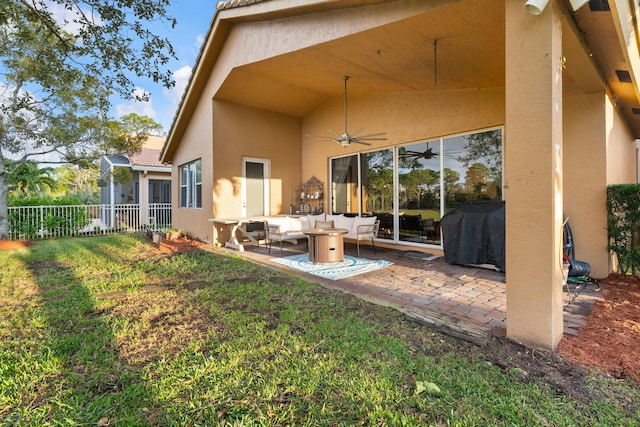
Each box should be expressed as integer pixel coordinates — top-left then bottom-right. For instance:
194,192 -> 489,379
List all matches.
440,200 -> 505,272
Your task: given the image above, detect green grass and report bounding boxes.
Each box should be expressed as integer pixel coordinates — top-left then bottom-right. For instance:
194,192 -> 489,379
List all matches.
1,234 -> 638,426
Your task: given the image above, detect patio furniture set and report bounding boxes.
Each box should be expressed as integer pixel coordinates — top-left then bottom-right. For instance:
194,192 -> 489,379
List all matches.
211,214 -> 380,262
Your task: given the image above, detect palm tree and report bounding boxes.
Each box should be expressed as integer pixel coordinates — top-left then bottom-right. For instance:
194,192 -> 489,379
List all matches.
7,161 -> 56,197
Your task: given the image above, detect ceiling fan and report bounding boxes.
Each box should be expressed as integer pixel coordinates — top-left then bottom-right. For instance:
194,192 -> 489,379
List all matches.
325,75 -> 387,147
400,143 -> 460,160
401,146 -> 439,160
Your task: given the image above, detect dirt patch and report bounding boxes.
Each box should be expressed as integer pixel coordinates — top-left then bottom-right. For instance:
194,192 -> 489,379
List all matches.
0,240 -> 35,251
150,236 -> 208,254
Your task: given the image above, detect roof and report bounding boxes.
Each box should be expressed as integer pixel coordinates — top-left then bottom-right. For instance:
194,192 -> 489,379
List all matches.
104,155 -> 130,166
143,135 -> 166,150
217,0 -> 270,10
129,148 -> 167,168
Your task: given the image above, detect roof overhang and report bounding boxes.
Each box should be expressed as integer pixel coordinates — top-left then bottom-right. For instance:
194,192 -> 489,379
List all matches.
161,0 -> 640,162
131,165 -> 172,173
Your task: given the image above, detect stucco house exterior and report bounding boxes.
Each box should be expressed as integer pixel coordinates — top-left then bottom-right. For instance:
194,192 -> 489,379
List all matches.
100,135 -> 172,227
160,0 -> 640,350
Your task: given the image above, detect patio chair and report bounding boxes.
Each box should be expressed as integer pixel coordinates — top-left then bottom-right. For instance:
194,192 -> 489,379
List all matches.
354,220 -> 380,257
266,224 -> 306,256
422,218 -> 436,242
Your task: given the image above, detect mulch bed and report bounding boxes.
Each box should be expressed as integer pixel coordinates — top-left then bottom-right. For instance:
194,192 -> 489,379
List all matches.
0,240 -> 35,251
558,274 -> 640,382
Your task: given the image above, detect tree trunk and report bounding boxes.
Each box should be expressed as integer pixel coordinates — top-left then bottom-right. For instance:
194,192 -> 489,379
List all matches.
0,161 -> 9,239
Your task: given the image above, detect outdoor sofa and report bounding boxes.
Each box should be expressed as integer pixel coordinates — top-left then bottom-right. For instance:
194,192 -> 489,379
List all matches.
265,213 -> 379,256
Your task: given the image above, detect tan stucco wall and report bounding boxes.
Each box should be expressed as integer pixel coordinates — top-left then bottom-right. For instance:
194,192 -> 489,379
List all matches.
302,87 -> 505,209
144,135 -> 166,150
505,1 -> 565,349
212,100 -> 302,217
168,91 -> 214,242
563,86 -> 637,278
211,101 -> 302,243
563,90 -> 609,277
606,101 -> 637,184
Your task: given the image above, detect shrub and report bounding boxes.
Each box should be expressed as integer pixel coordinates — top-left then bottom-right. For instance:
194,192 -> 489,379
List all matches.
606,184 -> 640,275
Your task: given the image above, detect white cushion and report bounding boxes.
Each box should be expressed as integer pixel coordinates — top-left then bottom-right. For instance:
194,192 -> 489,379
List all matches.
287,216 -> 304,232
353,216 -> 377,234
325,214 -> 343,224
298,216 -> 311,230
308,213 -> 325,226
267,217 -> 290,233
334,215 -> 355,232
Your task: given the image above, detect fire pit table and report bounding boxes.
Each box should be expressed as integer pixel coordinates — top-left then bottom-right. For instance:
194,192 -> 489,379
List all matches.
303,228 -> 349,264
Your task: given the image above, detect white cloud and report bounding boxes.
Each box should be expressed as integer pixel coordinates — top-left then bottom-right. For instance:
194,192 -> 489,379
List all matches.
115,87 -> 156,119
163,65 -> 192,113
47,1 -> 102,36
196,34 -> 205,47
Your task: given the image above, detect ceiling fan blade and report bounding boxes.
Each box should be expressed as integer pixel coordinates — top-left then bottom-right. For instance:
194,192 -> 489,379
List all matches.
353,140 -> 372,146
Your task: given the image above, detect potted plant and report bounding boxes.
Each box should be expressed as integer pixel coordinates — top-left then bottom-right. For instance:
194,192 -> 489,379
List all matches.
165,229 -> 183,240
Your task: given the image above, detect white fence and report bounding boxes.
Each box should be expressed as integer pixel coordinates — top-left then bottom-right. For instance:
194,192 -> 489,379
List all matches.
7,203 -> 172,240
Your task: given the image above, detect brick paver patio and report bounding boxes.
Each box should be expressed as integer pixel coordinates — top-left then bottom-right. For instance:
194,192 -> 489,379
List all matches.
238,240 -> 601,345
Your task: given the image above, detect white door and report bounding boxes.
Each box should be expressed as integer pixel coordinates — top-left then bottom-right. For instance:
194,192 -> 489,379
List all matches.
242,157 -> 269,217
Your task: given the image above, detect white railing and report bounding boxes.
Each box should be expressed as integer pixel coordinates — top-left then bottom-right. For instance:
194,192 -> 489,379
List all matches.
7,203 -> 172,240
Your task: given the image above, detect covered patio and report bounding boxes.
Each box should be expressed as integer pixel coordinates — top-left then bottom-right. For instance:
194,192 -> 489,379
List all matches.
237,240 -> 601,346
162,0 -> 639,350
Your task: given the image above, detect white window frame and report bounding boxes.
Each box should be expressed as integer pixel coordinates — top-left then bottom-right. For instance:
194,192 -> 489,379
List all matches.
179,159 -> 202,209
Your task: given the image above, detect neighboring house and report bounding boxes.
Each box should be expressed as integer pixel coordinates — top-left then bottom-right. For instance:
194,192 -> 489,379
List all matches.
160,0 -> 640,350
100,136 -> 172,227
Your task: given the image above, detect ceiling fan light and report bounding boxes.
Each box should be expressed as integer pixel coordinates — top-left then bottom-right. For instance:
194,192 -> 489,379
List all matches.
569,0 -> 589,11
524,0 -> 549,15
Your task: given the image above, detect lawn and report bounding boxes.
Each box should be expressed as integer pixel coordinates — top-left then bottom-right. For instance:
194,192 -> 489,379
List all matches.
1,234 -> 638,426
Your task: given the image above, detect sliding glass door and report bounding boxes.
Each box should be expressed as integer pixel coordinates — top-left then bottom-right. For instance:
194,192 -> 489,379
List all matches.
442,129 -> 503,214
360,148 -> 394,239
331,155 -> 358,215
329,127 -> 503,247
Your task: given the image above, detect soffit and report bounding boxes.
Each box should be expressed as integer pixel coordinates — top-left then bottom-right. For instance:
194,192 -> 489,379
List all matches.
215,0 -> 505,117
569,1 -> 640,136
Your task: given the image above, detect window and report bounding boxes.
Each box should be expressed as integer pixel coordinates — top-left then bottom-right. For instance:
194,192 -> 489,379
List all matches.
329,127 -> 503,247
179,159 -> 202,208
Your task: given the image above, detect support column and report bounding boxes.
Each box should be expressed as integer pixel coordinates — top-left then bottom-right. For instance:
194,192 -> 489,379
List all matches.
505,0 -> 565,349
140,173 -> 150,225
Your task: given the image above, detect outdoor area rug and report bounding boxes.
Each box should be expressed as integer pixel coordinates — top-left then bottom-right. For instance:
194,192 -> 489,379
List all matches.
271,254 -> 393,281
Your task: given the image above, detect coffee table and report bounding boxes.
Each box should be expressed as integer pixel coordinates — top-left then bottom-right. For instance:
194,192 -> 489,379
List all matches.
303,228 -> 349,264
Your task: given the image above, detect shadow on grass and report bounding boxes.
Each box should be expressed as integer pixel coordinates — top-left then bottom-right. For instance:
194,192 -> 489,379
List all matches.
7,237 -> 158,425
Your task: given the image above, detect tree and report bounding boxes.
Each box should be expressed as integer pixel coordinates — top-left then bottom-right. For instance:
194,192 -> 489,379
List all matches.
457,130 -> 502,177
464,163 -> 492,195
400,169 -> 438,210
120,113 -> 164,137
0,1 -> 176,238
7,161 -> 56,197
365,166 -> 393,212
53,164 -> 100,203
443,167 -> 460,194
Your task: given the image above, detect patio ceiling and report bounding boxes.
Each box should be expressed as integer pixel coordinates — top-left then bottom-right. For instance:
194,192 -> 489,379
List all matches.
213,0 -> 640,137
215,0 -> 504,117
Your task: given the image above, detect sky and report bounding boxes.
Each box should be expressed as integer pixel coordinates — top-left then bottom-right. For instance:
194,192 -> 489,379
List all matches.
112,1 -> 217,134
